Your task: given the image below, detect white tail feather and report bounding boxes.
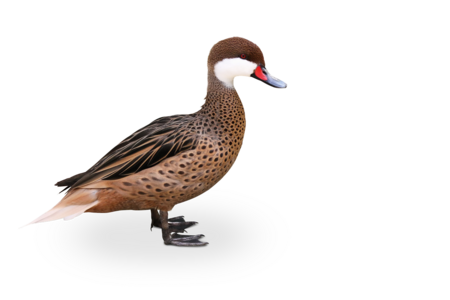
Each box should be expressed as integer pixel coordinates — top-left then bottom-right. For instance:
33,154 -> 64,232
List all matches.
25,201 -> 99,226
64,211 -> 86,221
16,189 -> 99,230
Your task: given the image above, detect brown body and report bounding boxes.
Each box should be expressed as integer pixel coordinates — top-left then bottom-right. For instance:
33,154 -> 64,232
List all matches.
85,79 -> 245,212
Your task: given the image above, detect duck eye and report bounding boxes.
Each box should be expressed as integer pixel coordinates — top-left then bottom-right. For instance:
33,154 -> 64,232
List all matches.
240,54 -> 246,59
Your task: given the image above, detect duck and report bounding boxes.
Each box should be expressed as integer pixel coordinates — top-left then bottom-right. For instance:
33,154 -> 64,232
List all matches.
28,37 -> 287,246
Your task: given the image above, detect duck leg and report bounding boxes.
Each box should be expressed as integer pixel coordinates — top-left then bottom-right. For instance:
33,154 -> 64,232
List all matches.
159,210 -> 208,246
150,208 -> 198,233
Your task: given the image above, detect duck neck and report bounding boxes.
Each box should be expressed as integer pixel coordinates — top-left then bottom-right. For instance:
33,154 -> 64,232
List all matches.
200,72 -> 245,121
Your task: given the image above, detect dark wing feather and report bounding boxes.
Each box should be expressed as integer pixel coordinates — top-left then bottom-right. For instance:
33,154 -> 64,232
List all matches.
56,114 -> 199,190
55,172 -> 85,187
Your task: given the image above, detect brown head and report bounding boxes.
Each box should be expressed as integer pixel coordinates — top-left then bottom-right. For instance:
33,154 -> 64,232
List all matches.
206,36 -> 288,88
207,37 -> 266,69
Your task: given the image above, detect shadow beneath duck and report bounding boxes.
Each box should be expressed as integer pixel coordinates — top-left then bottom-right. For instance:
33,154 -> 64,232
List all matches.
151,210 -> 208,246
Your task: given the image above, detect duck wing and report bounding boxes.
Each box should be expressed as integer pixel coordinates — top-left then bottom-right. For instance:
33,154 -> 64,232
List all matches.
56,114 -> 199,191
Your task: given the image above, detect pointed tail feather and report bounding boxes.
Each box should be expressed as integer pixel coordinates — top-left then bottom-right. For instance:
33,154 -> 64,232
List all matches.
16,200 -> 98,230
24,189 -> 100,227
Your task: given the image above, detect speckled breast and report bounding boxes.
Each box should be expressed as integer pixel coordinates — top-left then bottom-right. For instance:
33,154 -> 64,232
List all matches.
96,87 -> 246,211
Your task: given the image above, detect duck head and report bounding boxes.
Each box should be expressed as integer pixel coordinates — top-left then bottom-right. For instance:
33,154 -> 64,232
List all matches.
208,37 -> 287,89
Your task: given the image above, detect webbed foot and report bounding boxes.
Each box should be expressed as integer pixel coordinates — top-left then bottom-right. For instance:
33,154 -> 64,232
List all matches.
156,210 -> 208,247
165,233 -> 208,247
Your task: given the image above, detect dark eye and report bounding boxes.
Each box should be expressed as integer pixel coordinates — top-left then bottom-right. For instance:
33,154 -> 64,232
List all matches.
240,54 -> 246,59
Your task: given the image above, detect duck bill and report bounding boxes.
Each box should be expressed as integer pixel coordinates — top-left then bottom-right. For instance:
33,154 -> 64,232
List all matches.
251,65 -> 287,88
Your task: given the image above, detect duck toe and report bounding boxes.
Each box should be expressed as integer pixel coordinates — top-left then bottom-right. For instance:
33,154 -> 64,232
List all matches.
157,210 -> 208,246
168,215 -> 198,231
165,233 -> 208,247
151,213 -> 197,233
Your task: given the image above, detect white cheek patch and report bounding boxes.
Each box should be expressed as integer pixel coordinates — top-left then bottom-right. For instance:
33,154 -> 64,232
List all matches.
214,58 -> 258,88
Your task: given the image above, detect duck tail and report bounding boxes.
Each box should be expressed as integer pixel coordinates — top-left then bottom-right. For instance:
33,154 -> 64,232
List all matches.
24,189 -> 99,226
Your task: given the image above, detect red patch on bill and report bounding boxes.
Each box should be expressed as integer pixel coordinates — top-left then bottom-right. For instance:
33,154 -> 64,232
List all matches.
254,66 -> 267,81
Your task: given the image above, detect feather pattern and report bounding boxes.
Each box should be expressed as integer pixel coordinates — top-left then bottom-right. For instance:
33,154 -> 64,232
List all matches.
56,114 -> 200,190
25,189 -> 100,225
